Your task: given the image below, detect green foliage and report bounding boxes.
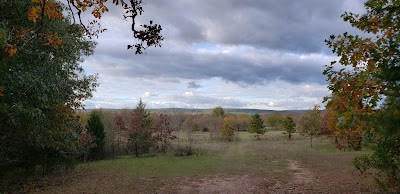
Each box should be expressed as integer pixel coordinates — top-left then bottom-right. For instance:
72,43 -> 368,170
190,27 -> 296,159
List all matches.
354,97 -> 400,191
324,0 -> 400,191
298,105 -> 324,148
248,113 -> 266,140
282,116 -> 296,140
267,113 -> 283,130
212,106 -> 225,117
86,111 -> 106,160
0,0 -> 97,185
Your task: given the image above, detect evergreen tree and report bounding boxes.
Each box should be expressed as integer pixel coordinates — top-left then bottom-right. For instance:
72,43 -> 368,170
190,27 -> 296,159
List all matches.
86,111 -> 106,160
249,114 -> 266,140
282,116 -> 296,140
128,99 -> 153,157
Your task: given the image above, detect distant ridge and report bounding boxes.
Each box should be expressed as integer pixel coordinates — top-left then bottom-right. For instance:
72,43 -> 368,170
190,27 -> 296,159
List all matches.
146,108 -> 306,114
82,108 -> 308,114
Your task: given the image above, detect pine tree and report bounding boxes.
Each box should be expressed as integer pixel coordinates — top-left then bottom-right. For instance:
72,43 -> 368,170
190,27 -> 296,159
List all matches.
249,114 -> 266,140
128,99 -> 153,157
87,111 -> 106,160
282,116 -> 296,140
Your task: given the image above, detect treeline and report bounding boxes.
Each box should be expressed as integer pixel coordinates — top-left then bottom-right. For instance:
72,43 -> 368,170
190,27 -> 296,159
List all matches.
81,104 -> 339,160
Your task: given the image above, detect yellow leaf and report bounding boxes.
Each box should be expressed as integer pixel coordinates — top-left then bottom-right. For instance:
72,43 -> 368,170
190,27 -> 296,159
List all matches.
82,6 -> 87,12
28,6 -> 41,23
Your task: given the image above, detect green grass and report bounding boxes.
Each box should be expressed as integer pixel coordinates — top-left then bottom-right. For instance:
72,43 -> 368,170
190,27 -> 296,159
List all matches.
77,131 -> 372,179
79,154 -> 220,178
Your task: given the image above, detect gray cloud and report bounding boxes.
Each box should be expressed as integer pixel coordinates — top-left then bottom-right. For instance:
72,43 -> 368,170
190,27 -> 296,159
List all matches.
84,0 -> 365,86
140,0 -> 363,53
187,81 -> 202,89
89,43 -> 331,86
81,0 -> 366,109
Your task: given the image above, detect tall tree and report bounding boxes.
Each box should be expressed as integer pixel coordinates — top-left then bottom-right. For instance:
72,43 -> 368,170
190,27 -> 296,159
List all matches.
86,110 -> 106,160
324,0 -> 400,191
248,113 -> 266,140
128,99 -> 153,157
212,106 -> 225,117
0,0 -> 163,57
152,114 -> 176,154
282,116 -> 296,140
0,0 -> 98,179
0,0 -> 163,97
297,105 -> 323,148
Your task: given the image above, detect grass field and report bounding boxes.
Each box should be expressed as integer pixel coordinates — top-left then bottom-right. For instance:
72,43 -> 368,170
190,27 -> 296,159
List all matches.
31,131 -> 379,193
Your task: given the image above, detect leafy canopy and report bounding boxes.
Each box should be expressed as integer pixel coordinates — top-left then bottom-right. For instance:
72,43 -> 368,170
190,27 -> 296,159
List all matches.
0,0 -> 98,179
324,0 -> 400,191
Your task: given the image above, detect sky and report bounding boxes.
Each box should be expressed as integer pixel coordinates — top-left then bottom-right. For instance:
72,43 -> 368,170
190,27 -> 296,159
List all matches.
81,0 -> 365,110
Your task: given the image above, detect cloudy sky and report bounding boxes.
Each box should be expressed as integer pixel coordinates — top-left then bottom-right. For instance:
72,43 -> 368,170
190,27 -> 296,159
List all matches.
82,0 -> 365,110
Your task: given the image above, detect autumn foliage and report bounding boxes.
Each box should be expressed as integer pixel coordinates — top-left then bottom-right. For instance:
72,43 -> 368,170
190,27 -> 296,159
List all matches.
324,0 -> 400,191
0,0 -> 163,96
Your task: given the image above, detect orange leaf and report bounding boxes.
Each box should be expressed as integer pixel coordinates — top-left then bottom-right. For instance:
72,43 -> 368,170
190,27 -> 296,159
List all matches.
5,44 -> 17,57
28,6 -> 41,23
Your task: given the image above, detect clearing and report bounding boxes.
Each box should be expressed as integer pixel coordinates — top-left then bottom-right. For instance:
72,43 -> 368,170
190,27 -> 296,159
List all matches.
30,132 -> 378,193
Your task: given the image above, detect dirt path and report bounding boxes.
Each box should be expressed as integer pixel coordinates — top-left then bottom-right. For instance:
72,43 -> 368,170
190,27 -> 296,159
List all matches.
171,137 -> 264,193
176,174 -> 262,194
286,160 -> 313,191
267,160 -> 314,193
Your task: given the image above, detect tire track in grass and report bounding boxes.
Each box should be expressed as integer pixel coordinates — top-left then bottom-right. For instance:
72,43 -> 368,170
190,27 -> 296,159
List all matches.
219,134 -> 252,172
270,160 -> 314,193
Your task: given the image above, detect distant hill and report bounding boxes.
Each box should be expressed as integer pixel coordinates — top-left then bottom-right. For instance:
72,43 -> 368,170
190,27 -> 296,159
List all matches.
148,108 -> 308,115
81,108 -> 309,114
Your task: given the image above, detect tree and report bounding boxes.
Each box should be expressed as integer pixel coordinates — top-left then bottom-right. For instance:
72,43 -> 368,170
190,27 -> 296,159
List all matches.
297,105 -> 323,148
97,110 -> 116,159
324,0 -> 400,191
267,113 -> 283,130
212,106 -> 225,117
0,0 -> 163,98
248,113 -> 266,140
181,116 -> 197,154
201,114 -> 224,140
0,0 -> 163,57
321,108 -> 337,136
0,0 -> 97,181
282,116 -> 296,140
220,117 -> 235,141
86,110 -> 106,160
152,114 -> 176,154
127,99 -> 153,157
235,114 -> 251,131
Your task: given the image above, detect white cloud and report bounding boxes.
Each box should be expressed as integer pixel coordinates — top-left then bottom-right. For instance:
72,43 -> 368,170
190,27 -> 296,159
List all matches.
142,92 -> 158,98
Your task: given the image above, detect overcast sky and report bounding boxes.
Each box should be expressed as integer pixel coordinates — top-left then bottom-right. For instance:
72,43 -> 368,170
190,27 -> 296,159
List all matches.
81,0 -> 365,110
